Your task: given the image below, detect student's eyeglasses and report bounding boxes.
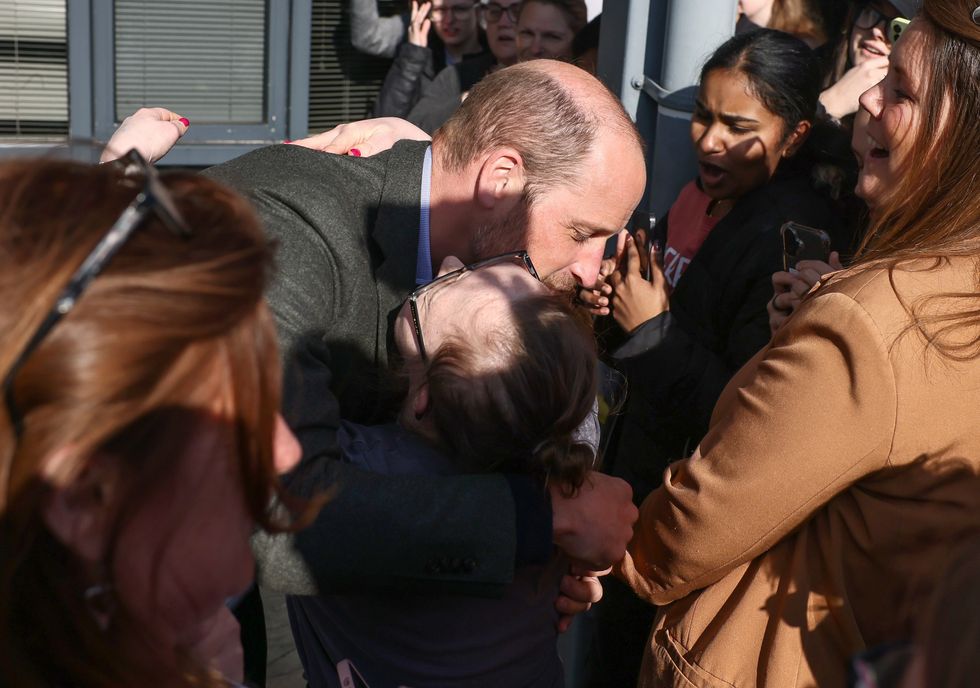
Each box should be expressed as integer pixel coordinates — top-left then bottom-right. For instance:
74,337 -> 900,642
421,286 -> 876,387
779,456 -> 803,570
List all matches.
2,149 -> 191,438
482,2 -> 520,24
429,3 -> 476,21
854,2 -> 907,30
408,251 -> 539,361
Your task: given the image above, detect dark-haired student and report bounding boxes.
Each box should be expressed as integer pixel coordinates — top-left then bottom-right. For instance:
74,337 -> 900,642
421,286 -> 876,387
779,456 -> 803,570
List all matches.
585,29 -> 851,688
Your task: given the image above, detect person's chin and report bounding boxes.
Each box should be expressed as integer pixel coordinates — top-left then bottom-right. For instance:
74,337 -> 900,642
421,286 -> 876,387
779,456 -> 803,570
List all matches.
543,270 -> 576,293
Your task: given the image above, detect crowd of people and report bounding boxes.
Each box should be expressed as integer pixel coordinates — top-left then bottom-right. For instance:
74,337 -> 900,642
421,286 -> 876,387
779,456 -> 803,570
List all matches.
1,0 -> 979,687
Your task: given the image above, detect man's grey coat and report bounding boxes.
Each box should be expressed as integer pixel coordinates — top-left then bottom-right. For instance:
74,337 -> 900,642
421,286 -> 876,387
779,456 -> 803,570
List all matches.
204,141 -> 517,595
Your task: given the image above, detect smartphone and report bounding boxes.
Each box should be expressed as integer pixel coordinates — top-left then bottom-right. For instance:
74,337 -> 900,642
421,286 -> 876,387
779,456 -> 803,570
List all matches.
889,17 -> 910,44
781,221 -> 831,271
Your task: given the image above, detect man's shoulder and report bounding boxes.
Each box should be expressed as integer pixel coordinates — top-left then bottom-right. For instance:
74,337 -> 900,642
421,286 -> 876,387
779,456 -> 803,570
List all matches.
203,144 -> 390,198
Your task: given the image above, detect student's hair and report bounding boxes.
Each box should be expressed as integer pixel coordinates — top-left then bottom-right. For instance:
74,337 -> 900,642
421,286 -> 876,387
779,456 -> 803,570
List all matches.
853,0 -> 980,358
434,60 -> 641,205
701,28 -> 822,142
425,293 -> 597,494
517,0 -> 589,36
0,158 -> 301,687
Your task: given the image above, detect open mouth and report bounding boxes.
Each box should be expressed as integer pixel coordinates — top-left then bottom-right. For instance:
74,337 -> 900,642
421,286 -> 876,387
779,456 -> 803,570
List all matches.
867,134 -> 889,159
699,161 -> 727,185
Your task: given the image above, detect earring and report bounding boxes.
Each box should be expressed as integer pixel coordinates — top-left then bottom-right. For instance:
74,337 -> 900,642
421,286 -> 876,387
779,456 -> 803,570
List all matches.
83,582 -> 116,631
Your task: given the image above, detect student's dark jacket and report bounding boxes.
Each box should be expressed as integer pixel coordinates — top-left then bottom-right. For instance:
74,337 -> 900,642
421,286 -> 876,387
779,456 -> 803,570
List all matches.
602,171 -> 849,503
372,31 -> 487,119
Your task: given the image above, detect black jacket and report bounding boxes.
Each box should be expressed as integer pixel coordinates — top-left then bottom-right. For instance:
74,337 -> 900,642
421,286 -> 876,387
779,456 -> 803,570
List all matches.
373,32 -> 487,119
602,172 -> 847,503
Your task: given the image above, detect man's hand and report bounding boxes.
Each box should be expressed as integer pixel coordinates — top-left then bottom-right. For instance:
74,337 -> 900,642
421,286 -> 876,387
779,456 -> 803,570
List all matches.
551,472 -> 637,570
290,117 -> 431,157
555,564 -> 609,633
408,1 -> 432,47
101,107 -> 189,164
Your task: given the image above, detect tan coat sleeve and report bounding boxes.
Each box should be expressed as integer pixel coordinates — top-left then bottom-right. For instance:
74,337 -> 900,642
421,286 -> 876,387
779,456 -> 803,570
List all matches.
619,291 -> 898,605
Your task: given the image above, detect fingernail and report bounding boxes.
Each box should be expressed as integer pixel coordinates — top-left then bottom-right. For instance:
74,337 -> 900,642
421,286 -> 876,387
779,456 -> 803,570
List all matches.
178,117 -> 190,127
349,148 -> 362,157
283,139 -> 292,144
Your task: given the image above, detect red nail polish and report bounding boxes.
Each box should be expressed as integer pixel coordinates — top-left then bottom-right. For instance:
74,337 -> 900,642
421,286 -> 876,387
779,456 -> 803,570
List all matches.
178,117 -> 190,127
350,148 -> 362,157
283,139 -> 292,144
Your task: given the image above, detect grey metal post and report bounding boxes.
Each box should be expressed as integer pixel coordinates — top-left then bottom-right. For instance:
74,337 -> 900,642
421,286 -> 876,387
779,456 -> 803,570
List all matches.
643,0 -> 739,219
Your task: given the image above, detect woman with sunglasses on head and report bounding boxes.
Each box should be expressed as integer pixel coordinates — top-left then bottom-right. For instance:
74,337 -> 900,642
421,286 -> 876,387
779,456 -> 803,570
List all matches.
0,153 -> 309,687
619,1 -> 980,685
284,253 -> 601,687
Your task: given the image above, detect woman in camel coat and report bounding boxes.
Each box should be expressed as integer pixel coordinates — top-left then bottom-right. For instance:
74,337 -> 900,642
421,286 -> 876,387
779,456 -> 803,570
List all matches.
613,2 -> 980,685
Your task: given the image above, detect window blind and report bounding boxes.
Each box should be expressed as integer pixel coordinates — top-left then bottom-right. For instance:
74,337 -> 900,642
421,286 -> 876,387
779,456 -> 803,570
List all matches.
0,0 -> 68,140
308,0 -> 399,134
114,0 -> 266,124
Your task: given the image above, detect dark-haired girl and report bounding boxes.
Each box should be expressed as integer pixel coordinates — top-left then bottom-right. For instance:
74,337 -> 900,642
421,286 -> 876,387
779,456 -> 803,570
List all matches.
588,30 -> 848,686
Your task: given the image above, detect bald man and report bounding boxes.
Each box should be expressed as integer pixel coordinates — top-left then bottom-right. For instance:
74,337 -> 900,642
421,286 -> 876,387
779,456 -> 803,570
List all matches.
207,59 -> 645,611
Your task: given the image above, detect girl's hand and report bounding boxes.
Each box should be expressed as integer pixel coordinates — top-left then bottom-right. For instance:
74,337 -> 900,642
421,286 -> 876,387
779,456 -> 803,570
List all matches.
768,251 -> 842,334
576,256 -> 616,316
819,56 -> 889,120
608,231 -> 670,333
290,117 -> 431,157
408,1 -> 432,47
101,107 -> 189,164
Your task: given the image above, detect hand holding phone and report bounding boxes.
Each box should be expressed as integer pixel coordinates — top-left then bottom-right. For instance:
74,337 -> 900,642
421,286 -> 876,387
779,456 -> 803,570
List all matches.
781,221 -> 831,272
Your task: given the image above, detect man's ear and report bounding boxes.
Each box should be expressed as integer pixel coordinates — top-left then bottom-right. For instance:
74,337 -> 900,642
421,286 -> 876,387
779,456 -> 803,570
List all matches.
41,448 -> 117,563
782,120 -> 812,158
475,147 -> 527,210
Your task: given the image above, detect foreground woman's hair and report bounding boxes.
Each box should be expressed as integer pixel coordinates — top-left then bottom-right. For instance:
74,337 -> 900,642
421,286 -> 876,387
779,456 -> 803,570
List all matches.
0,158 -> 292,686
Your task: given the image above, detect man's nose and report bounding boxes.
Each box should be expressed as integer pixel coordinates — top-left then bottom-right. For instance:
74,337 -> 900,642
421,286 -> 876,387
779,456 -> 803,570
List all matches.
531,35 -> 543,55
569,242 -> 607,288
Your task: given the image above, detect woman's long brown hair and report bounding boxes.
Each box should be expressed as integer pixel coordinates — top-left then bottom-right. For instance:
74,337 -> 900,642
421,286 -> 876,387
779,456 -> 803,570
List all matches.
0,158 -> 302,686
851,0 -> 980,359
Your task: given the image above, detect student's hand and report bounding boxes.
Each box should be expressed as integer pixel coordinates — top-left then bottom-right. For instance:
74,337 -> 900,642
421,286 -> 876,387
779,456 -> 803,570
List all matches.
819,55 -> 889,120
100,107 -> 189,164
182,606 -> 244,684
608,232 -> 670,333
408,1 -> 432,47
290,117 -> 431,157
576,256 -> 616,316
555,564 -> 609,633
768,251 -> 842,334
550,472 -> 637,571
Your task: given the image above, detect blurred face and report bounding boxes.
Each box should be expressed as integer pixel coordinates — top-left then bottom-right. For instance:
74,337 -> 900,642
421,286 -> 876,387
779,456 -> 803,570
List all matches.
738,0 -> 774,26
111,411 -> 299,654
517,2 -> 576,62
849,0 -> 902,67
430,0 -> 479,48
855,20 -> 932,212
483,0 -> 521,65
691,68 -> 800,202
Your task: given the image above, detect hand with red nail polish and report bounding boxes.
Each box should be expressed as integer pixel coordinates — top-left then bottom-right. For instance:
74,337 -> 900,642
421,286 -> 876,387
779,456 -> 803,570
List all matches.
290,117 -> 430,157
100,107 -> 190,164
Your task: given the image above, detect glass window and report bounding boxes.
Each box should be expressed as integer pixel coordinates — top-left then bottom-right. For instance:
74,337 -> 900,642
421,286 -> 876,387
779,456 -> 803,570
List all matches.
0,0 -> 68,141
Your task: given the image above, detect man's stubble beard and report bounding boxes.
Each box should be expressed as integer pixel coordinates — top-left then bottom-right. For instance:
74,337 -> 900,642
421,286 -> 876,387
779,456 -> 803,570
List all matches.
470,198 -> 576,294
